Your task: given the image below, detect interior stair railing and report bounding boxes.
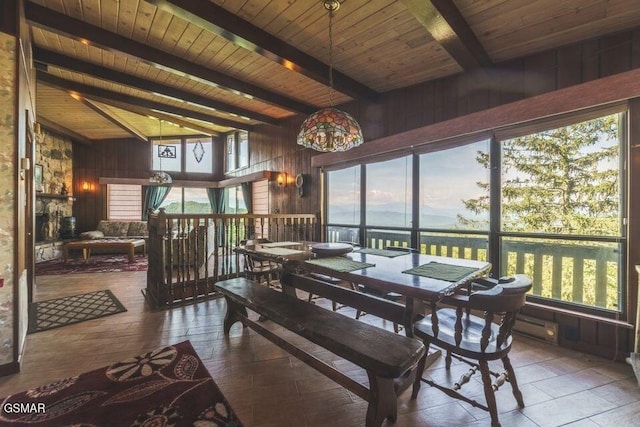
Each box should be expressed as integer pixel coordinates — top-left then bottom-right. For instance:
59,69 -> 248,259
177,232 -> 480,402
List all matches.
145,209 -> 318,308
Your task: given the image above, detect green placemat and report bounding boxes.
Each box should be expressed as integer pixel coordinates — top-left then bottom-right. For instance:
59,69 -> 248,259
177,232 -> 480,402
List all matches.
261,241 -> 300,248
306,257 -> 375,272
403,261 -> 479,282
256,247 -> 304,256
355,248 -> 408,258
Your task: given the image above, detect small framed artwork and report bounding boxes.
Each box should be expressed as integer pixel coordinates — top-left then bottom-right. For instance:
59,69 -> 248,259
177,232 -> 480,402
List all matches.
34,164 -> 43,192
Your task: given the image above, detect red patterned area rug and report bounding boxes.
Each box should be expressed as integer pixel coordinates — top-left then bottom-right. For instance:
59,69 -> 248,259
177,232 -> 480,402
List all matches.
36,254 -> 148,276
0,341 -> 243,426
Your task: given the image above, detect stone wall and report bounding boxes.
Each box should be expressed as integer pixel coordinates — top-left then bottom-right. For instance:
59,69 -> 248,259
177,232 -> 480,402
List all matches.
0,32 -> 16,366
36,129 -> 73,196
35,129 -> 73,243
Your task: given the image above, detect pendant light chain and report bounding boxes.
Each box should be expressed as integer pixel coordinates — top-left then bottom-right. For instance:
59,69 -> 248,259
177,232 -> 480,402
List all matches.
296,0 -> 364,152
328,7 -> 334,107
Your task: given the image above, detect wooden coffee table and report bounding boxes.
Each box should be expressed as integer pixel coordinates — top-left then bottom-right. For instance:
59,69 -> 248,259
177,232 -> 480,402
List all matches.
63,239 -> 146,263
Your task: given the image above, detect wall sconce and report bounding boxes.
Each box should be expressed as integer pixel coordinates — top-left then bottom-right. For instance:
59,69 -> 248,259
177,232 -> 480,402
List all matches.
81,181 -> 94,193
276,172 -> 288,187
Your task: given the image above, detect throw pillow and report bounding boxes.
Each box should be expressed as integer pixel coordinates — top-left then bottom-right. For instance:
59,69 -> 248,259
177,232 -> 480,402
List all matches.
80,230 -> 104,240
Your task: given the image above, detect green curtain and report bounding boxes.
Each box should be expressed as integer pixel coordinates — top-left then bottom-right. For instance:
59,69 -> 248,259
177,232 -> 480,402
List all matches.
207,188 -> 226,214
142,186 -> 171,220
241,182 -> 252,213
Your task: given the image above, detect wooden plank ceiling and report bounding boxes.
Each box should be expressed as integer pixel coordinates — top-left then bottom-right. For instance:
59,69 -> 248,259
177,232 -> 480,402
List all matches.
27,0 -> 640,142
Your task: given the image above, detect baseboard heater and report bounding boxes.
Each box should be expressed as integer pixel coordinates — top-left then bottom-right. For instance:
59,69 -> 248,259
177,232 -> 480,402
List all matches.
514,315 -> 559,344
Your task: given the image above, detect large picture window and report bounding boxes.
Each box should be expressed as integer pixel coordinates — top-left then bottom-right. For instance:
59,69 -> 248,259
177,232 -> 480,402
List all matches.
498,112 -> 624,310
158,187 -> 212,214
324,108 -> 627,314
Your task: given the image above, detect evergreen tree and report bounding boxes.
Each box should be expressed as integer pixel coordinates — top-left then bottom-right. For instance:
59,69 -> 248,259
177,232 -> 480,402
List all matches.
459,115 -> 620,236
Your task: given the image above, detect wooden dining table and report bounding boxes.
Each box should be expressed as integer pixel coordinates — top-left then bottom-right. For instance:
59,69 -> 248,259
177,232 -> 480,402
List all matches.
237,241 -> 491,333
236,241 -> 492,368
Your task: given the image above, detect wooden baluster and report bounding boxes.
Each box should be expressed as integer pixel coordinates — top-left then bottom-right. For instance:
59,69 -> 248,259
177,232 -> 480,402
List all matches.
454,305 -> 463,346
454,366 -> 477,390
213,217 -> 220,282
430,301 -> 439,338
492,371 -> 508,391
481,311 -> 493,352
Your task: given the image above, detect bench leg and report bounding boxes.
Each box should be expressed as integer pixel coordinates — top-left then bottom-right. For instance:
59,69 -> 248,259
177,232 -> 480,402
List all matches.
366,373 -> 397,427
222,297 -> 248,335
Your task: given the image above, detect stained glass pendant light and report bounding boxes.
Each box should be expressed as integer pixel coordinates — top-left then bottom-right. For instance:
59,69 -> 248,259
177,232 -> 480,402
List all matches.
296,0 -> 364,152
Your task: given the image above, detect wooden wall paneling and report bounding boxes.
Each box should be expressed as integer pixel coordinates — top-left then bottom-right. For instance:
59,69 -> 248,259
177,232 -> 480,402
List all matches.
420,81 -> 436,126
523,50 -> 557,98
403,85 -> 424,131
581,38 -> 600,82
594,322 -> 618,357
599,32 -> 632,78
0,0 -> 16,35
431,78 -> 443,124
385,89 -> 407,136
627,98 -> 640,332
556,312 -> 582,346
632,29 -> 640,68
498,58 -> 524,105
455,72 -> 469,118
441,75 -> 459,121
521,305 -> 556,322
465,69 -> 485,114
556,44 -> 582,89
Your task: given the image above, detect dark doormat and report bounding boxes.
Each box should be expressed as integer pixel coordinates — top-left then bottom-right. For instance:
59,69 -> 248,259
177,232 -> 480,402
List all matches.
28,289 -> 127,333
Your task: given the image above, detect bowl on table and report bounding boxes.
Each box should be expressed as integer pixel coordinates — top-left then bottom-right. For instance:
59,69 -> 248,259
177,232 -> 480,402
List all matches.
310,242 -> 353,257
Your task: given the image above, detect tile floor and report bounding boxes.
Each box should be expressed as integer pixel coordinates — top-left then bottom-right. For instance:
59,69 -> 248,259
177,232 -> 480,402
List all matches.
0,270 -> 638,426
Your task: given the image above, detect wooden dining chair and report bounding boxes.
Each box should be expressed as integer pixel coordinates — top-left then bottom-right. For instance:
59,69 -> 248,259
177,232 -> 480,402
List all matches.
411,274 -> 532,427
238,240 -> 281,288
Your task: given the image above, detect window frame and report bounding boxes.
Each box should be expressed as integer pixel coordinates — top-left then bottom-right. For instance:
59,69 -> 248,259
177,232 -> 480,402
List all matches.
323,104 -> 628,319
225,130 -> 250,173
150,135 -> 214,175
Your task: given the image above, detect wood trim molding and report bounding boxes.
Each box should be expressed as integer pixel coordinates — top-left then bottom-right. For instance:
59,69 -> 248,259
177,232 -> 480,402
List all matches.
98,171 -> 276,188
312,66 -> 640,168
0,361 -> 20,377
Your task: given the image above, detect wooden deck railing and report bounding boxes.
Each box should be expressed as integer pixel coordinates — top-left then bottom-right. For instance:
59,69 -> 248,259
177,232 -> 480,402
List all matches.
328,227 -> 620,310
145,209 -> 318,308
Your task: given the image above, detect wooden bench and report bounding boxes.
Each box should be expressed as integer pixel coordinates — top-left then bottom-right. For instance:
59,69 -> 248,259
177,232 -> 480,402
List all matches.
216,275 -> 425,427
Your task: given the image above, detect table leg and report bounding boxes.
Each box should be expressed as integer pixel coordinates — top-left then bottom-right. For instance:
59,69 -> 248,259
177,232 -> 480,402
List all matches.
405,297 -> 441,369
63,245 -> 69,262
82,248 -> 89,259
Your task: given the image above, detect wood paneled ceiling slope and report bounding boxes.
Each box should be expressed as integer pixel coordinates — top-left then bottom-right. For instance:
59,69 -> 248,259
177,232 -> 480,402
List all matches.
27,0 -> 640,143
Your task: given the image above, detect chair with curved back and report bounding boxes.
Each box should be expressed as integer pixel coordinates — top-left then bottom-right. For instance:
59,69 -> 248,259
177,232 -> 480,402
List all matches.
239,239 -> 281,288
411,274 -> 533,427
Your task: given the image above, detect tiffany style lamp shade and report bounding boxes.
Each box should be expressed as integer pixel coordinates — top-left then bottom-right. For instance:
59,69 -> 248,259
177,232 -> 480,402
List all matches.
297,107 -> 364,152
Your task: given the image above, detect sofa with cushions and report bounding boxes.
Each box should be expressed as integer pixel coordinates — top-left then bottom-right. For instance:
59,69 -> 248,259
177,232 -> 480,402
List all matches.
79,220 -> 148,255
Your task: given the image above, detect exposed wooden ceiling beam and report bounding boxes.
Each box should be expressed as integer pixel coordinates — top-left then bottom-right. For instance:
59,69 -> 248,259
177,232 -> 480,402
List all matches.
79,98 -> 149,143
401,0 -> 492,69
146,0 -> 378,101
25,1 -> 316,114
37,71 -> 252,131
99,171 -> 276,188
33,47 -> 281,126
37,117 -> 92,146
85,99 -> 220,137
